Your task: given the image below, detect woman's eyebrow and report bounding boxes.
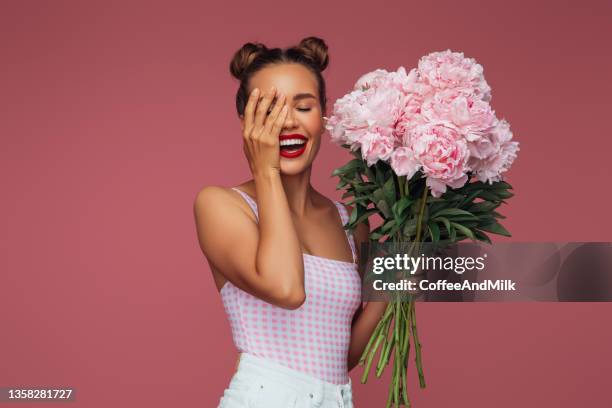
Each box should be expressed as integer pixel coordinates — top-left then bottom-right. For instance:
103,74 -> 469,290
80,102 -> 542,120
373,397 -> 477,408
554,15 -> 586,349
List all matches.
271,93 -> 316,105
292,93 -> 317,101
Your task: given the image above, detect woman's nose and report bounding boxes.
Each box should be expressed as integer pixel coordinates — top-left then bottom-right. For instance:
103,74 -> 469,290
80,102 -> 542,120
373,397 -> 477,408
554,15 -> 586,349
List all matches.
283,108 -> 298,129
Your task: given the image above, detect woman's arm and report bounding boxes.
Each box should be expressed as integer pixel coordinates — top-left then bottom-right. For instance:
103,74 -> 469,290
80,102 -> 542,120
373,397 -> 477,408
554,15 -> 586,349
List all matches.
348,300 -> 388,371
347,216 -> 389,371
193,87 -> 305,309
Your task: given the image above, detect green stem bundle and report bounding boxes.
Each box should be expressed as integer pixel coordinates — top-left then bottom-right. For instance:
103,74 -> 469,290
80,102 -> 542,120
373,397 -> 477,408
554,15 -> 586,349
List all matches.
360,179 -> 429,407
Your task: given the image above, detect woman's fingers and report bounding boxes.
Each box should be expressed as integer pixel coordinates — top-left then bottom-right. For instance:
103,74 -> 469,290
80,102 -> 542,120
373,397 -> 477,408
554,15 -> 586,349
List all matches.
262,93 -> 286,136
270,104 -> 289,138
242,87 -> 260,138
253,86 -> 277,132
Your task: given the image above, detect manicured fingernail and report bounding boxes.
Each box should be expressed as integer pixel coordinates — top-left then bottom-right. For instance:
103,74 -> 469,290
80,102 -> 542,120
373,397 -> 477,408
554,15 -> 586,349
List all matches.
253,88 -> 259,95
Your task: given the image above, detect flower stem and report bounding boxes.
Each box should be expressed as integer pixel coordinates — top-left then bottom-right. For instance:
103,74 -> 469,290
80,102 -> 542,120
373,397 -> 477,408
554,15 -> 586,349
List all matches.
411,298 -> 426,388
414,185 -> 429,243
409,184 -> 428,390
361,331 -> 385,383
360,304 -> 392,365
398,175 -> 406,198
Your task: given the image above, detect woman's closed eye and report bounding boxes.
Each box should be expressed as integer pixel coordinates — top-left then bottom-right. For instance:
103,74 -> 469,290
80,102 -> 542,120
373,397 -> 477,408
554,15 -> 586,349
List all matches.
267,106 -> 312,114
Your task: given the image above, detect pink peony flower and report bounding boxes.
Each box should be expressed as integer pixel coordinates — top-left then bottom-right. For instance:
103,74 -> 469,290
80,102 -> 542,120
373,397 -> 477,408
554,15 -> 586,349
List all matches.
468,119 -> 519,184
325,90 -> 371,146
360,130 -> 394,166
354,68 -> 389,91
408,122 -> 470,197
327,50 -> 519,194
325,85 -> 405,158
363,87 -> 405,130
417,50 -> 492,102
354,66 -> 421,94
390,147 -> 420,178
421,88 -> 496,141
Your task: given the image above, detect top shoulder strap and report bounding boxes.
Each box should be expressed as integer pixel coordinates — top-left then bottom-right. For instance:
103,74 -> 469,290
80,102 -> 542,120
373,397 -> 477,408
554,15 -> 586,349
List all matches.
231,187 -> 259,221
333,201 -> 357,264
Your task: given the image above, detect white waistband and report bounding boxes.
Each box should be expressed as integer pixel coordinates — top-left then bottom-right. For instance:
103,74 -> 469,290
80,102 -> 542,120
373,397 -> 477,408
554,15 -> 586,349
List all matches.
235,352 -> 352,405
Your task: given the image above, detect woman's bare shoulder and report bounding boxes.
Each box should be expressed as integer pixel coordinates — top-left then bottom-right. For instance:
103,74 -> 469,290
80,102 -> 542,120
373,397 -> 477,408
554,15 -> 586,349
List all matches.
194,185 -> 233,209
193,184 -> 255,221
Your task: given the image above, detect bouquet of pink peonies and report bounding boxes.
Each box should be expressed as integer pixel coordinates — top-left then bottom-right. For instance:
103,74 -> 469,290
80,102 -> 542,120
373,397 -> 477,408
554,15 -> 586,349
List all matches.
326,50 -> 519,407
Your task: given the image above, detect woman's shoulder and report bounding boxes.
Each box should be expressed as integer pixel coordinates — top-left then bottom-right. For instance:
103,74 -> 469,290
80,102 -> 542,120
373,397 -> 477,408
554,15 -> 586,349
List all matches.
193,184 -> 256,220
194,185 -> 233,206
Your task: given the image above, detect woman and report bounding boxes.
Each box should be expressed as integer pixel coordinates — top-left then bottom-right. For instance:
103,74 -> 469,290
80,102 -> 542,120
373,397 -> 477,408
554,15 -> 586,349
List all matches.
194,36 -> 387,408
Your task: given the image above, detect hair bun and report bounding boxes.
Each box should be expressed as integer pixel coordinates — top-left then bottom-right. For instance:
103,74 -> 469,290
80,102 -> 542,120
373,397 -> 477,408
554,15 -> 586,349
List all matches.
229,42 -> 268,80
295,36 -> 329,71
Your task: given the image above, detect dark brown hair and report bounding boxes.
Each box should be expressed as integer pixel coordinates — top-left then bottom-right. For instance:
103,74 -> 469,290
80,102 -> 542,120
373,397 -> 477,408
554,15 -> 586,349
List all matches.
229,36 -> 329,117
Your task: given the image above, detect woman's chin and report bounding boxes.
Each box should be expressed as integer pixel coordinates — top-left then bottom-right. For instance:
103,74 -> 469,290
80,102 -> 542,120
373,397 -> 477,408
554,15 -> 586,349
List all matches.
279,157 -> 311,176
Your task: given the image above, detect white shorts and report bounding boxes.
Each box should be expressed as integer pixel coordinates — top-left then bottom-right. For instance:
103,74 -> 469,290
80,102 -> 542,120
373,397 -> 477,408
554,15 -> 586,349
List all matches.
217,352 -> 354,408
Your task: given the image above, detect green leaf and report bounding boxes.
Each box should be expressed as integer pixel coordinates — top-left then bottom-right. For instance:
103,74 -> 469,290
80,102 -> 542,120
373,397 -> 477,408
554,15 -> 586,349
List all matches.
492,211 -> 507,219
364,164 -> 376,183
445,215 -> 481,223
403,217 -> 417,237
346,195 -> 371,205
332,159 -> 363,177
376,200 -> 392,219
459,189 -> 483,207
353,183 -> 377,193
392,196 -> 412,220
380,219 -> 395,233
375,165 -> 385,186
442,191 -> 464,202
348,205 -> 359,225
479,222 -> 511,237
355,209 -> 378,226
371,187 -> 385,204
431,208 -> 477,219
341,190 -> 355,199
387,222 -> 403,237
382,177 -> 396,207
468,201 -> 501,213
490,181 -> 513,190
436,216 -> 451,236
428,201 -> 448,216
476,190 -> 502,201
463,181 -> 488,192
450,222 -> 475,239
495,190 -> 514,199
473,229 -> 492,244
349,148 -> 361,159
369,231 -> 385,240
428,221 -> 440,242
455,220 -> 480,228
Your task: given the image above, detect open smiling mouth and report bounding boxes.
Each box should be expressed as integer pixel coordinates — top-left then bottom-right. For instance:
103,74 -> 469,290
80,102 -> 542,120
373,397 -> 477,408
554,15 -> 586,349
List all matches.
279,134 -> 307,158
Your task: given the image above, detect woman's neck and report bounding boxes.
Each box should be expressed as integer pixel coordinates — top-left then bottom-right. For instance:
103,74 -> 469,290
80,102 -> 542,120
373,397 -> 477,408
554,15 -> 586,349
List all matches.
245,166 -> 317,218
280,168 -> 315,218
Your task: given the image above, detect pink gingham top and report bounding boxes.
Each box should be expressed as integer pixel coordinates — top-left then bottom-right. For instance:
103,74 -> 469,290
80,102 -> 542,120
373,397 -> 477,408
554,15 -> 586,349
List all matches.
220,188 -> 362,384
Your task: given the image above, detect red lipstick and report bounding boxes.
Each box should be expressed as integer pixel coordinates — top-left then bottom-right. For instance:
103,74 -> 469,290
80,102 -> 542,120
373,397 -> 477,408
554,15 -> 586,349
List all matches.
279,134 -> 307,159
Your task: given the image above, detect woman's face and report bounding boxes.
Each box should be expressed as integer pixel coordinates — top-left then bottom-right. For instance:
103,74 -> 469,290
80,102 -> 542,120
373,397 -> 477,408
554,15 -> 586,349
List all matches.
240,63 -> 324,176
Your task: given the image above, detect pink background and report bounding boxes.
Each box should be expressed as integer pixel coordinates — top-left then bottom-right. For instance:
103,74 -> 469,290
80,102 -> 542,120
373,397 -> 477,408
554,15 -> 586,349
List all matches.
1,1 -> 611,407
